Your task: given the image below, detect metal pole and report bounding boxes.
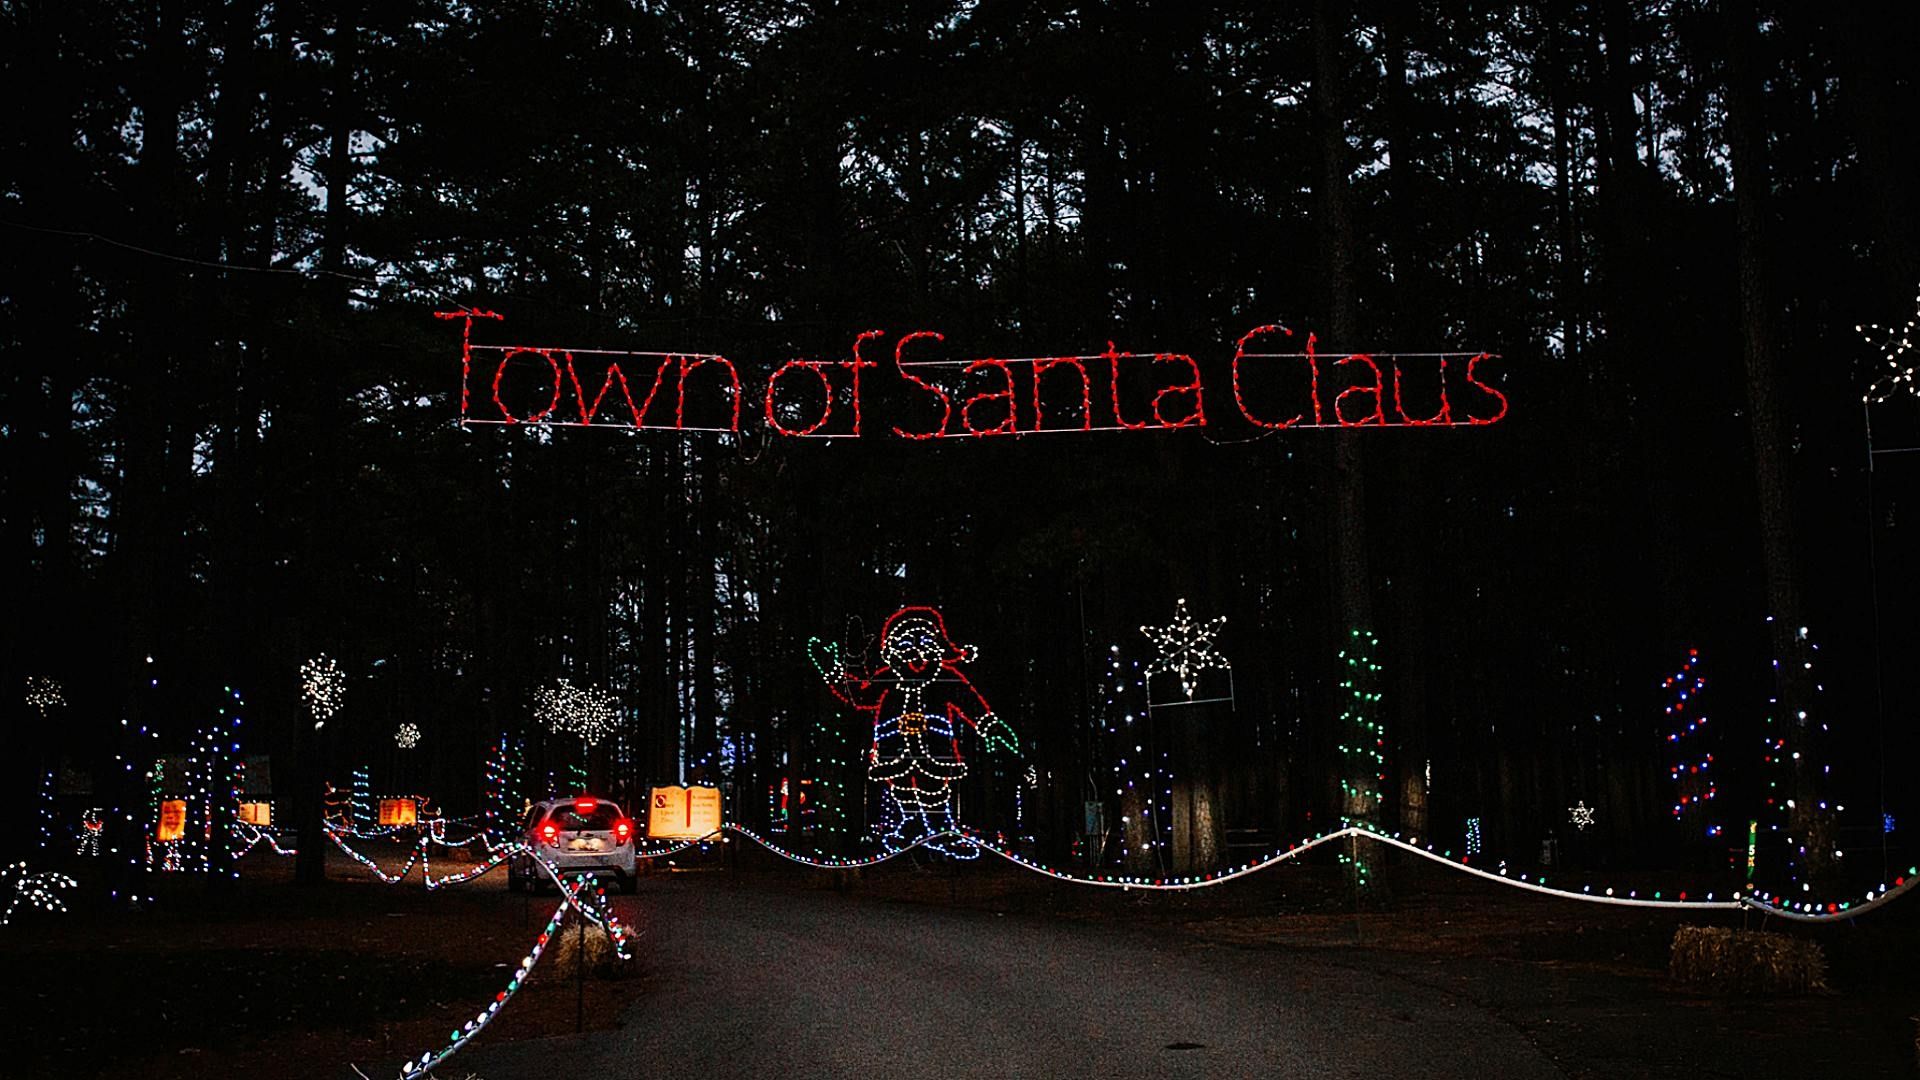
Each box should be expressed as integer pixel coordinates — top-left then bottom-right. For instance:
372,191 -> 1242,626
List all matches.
1863,402 -> 1890,881
575,877 -> 586,1033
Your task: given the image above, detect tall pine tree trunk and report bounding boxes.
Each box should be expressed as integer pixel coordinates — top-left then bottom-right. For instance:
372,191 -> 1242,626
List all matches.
1723,0 -> 1835,884
1313,0 -> 1379,899
1381,0 -> 1430,847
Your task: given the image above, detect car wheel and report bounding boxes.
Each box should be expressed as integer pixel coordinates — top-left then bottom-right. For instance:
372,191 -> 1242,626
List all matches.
507,864 -> 524,892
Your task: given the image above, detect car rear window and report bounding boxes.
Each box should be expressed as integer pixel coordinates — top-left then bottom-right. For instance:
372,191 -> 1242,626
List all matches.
549,804 -> 621,831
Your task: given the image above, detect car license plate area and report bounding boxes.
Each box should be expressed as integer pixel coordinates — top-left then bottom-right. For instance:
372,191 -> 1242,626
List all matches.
566,836 -> 605,852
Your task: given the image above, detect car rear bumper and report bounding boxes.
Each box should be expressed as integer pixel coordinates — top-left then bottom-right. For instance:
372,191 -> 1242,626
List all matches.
520,849 -> 635,875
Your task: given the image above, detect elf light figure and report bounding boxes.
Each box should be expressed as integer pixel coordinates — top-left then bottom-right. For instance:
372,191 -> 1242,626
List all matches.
809,607 -> 1018,858
75,809 -> 103,857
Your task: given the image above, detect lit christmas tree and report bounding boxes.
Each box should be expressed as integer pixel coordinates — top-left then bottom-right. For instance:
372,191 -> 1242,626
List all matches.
1337,628 -> 1386,893
1660,648 -> 1721,843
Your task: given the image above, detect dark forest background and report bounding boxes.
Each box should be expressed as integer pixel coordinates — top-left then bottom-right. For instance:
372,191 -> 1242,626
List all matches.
3,0 -> 1916,891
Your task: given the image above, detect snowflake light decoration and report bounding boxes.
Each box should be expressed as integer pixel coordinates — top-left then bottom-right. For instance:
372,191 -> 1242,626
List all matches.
1569,800 -> 1597,832
1,861 -> 76,927
534,678 -> 621,746
1140,598 -> 1230,700
24,676 -> 64,718
395,722 -> 422,749
1860,289 -> 1919,403
300,654 -> 346,730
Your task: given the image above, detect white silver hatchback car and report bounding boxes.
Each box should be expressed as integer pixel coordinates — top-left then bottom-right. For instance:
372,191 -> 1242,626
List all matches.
507,796 -> 638,893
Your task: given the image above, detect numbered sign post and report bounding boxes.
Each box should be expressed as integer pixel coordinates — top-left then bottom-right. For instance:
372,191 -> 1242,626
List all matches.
646,785 -> 722,840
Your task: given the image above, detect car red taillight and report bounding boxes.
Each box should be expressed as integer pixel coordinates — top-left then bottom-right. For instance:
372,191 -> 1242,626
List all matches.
574,798 -> 596,814
614,818 -> 632,842
540,822 -> 559,846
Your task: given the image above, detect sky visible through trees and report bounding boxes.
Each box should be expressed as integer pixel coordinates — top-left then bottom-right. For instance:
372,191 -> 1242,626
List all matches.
3,1 -> 1916,889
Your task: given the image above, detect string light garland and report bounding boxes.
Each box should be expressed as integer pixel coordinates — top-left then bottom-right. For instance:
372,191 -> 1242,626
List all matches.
1140,599 -> 1231,701
232,821 -> 297,857
395,722 -> 422,749
809,606 -> 1018,858
301,655 -> 346,729
2,861 -> 76,926
24,676 -> 64,718
534,678 -> 621,747
382,864 -> 636,1080
326,822 -> 698,889
1660,648 -> 1720,837
327,816 -> 1920,969
326,805 -> 1920,1080
1465,817 -> 1483,857
1859,288 -> 1920,403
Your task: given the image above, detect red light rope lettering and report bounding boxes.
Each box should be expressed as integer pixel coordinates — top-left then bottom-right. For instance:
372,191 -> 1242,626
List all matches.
446,312 -> 1509,439
764,359 -> 836,437
890,331 -> 950,440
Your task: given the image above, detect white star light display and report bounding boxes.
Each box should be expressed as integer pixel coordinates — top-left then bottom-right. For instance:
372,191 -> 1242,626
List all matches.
1860,289 -> 1920,403
395,722 -> 422,749
24,677 -> 64,718
535,678 -> 621,746
301,654 -> 346,730
1570,800 -> 1597,832
1140,598 -> 1230,700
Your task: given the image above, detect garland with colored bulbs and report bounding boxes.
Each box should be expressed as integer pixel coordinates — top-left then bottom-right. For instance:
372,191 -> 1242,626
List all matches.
231,821 -> 297,857
378,854 -> 636,1080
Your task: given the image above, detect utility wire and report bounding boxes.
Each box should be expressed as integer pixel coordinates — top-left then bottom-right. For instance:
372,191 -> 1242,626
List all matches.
0,216 -> 471,304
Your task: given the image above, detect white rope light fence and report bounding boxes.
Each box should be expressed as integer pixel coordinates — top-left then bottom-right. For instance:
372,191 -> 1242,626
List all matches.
719,823 -> 1916,920
316,817 -> 1920,919
325,817 -> 1918,1079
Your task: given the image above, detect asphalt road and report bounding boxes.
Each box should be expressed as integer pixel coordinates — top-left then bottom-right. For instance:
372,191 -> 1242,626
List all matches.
466,875 -> 1565,1079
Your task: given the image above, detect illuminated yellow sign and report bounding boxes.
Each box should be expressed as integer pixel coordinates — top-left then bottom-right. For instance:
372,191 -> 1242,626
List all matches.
237,801 -> 272,827
156,799 -> 187,842
646,785 -> 722,840
378,798 -> 418,826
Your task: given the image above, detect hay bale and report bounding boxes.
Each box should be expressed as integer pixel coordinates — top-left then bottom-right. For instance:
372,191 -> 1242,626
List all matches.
1670,925 -> 1827,994
542,921 -> 619,981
